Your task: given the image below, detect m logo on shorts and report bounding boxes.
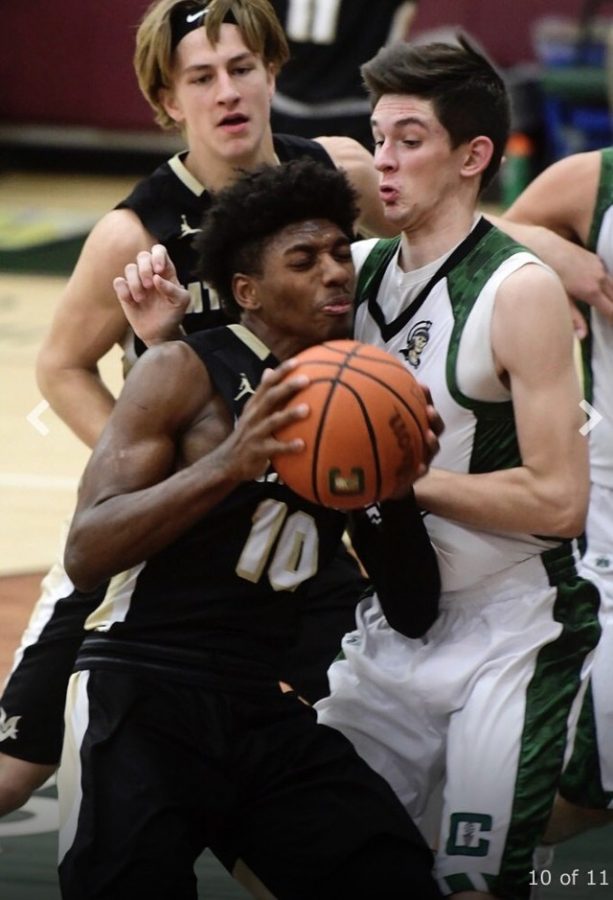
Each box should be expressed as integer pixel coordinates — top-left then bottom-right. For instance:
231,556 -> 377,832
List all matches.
446,812 -> 492,857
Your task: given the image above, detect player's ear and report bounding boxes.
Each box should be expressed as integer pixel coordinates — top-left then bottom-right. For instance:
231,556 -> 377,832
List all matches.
159,87 -> 185,126
460,136 -> 493,180
233,273 -> 261,311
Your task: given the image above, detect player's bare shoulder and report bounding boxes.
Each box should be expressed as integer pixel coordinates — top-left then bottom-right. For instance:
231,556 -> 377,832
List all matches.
83,207 -> 156,270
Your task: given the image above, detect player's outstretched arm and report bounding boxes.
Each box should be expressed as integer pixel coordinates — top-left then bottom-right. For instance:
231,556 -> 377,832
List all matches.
64,349 -> 311,591
113,243 -> 192,346
35,209 -> 154,448
495,150 -> 613,320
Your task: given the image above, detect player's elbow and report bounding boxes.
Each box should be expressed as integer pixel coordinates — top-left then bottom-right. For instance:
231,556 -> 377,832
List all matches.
379,584 -> 440,639
553,506 -> 587,539
386,602 -> 438,639
35,343 -> 76,403
64,528 -> 104,593
543,488 -> 588,539
35,343 -> 58,400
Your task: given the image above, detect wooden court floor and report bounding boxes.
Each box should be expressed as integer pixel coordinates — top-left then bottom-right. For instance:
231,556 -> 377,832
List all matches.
0,168 -> 134,682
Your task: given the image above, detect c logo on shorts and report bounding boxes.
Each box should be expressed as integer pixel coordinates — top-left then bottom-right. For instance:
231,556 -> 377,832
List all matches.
446,813 -> 492,857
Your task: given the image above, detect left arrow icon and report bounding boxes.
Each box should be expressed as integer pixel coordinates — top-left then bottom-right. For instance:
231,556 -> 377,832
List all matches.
26,400 -> 51,436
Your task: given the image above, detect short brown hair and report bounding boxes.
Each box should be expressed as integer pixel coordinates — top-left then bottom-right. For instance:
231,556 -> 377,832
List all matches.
135,0 -> 289,130
362,36 -> 510,192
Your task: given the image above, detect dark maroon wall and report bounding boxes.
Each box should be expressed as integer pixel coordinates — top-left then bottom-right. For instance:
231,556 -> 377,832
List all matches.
0,1 -> 154,130
0,0 -> 592,131
411,0 -> 590,68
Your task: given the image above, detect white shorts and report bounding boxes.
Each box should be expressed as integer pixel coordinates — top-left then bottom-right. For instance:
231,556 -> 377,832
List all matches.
561,482 -> 613,807
316,547 -> 600,898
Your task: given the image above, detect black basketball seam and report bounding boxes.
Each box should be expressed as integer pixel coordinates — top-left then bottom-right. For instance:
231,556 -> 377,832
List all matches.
294,342 -> 425,505
333,343 -> 427,439
320,380 -> 383,501
311,374 -> 341,505
340,369 -> 428,446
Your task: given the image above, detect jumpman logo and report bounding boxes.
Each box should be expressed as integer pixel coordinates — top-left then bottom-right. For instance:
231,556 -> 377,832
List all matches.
179,215 -> 203,239
234,374 -> 255,401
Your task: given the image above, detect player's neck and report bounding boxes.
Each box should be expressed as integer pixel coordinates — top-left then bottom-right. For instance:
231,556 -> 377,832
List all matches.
242,315 -> 350,363
184,131 -> 278,194
398,206 -> 478,273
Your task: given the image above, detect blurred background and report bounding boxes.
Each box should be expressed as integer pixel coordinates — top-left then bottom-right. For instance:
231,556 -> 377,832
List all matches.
2,0 -> 613,174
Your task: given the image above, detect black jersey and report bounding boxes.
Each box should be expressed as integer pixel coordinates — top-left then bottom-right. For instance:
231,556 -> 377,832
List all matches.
270,1 -> 413,145
115,134 -> 335,354
76,325 -> 347,686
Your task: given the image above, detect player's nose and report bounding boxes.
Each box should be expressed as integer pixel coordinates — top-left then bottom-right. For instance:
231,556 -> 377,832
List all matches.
321,254 -> 352,285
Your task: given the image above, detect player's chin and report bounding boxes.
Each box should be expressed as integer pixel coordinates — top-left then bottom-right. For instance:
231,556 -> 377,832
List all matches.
320,322 -> 353,344
318,310 -> 353,338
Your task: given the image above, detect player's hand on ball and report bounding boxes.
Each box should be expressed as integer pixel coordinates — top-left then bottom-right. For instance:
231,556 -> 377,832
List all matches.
220,360 -> 312,482
270,341 -> 433,508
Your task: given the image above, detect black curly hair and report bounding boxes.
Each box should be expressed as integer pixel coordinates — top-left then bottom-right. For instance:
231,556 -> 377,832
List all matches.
193,158 -> 360,319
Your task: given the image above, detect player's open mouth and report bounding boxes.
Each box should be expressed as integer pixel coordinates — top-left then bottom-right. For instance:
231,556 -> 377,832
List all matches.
379,184 -> 399,203
218,113 -> 249,132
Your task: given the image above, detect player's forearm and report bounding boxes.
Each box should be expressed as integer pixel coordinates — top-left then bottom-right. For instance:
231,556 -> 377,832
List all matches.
36,365 -> 116,449
414,465 -> 588,539
349,492 -> 440,638
489,215 -> 575,283
64,456 -> 240,592
490,213 -> 612,313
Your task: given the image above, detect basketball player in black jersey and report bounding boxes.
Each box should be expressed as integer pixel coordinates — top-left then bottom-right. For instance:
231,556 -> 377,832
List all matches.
269,1 -> 418,148
58,158 -> 442,900
0,0 -> 398,815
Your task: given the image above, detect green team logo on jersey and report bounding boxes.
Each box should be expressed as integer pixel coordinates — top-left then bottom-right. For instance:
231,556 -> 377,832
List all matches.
446,813 -> 492,856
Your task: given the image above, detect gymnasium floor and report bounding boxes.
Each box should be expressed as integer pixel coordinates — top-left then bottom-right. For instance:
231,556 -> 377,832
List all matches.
0,158 -> 611,899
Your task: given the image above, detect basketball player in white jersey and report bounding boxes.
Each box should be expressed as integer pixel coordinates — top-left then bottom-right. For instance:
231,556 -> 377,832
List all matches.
313,38 -> 601,900
504,149 -> 613,843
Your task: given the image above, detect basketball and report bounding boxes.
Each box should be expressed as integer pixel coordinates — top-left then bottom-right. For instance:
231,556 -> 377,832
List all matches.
271,340 -> 429,509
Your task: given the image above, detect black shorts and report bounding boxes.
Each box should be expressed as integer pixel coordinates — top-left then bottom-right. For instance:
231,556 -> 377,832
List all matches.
59,669 -> 440,900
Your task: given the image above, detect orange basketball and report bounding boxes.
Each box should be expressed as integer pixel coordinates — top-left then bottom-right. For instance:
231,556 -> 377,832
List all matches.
271,340 -> 429,509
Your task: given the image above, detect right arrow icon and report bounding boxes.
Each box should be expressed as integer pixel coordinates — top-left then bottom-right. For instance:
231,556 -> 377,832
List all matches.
579,399 -> 603,436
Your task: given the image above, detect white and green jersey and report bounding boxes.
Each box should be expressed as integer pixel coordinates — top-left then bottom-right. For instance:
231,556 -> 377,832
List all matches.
581,148 -> 613,488
352,218 -> 564,592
